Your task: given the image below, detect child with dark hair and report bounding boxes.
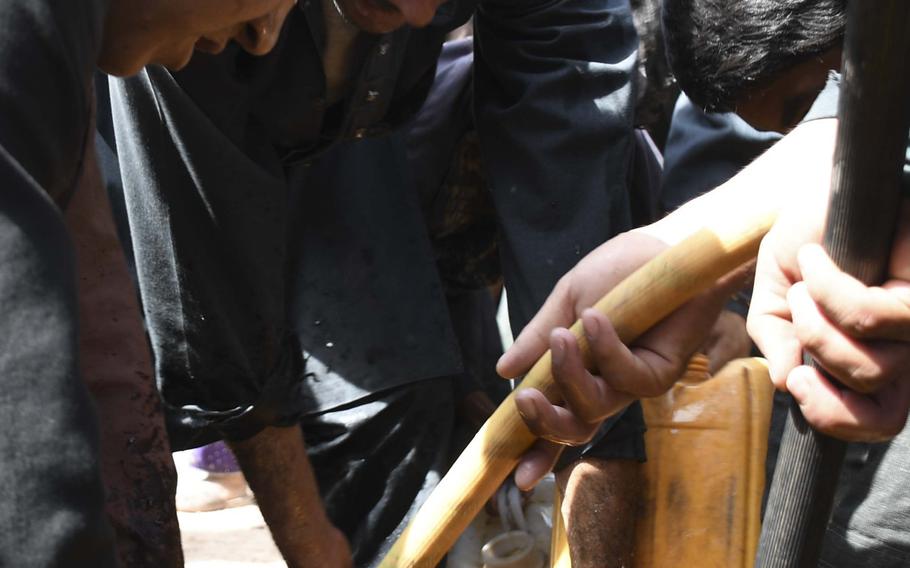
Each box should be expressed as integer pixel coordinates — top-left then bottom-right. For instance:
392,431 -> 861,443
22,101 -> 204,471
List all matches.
662,0 -> 846,117
505,2 -> 910,566
662,4 -> 910,565
663,90 -> 910,568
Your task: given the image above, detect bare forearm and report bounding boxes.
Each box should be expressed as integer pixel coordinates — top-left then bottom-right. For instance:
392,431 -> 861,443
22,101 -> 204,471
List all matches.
557,458 -> 642,568
228,426 -> 352,568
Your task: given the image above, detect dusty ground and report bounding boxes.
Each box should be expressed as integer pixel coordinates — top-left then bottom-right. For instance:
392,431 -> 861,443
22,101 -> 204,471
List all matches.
179,505 -> 284,568
175,451 -> 285,567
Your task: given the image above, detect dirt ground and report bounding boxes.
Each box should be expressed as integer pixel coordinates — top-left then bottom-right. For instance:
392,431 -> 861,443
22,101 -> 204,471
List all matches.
179,505 -> 284,567
175,450 -> 285,567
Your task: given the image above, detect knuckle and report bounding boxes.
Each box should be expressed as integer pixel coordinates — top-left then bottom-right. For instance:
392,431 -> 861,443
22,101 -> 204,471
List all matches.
554,275 -> 576,308
843,309 -> 881,338
845,362 -> 885,394
794,317 -> 825,352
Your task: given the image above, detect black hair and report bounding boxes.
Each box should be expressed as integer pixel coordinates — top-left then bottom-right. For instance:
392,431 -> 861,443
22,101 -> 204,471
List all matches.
662,0 -> 847,113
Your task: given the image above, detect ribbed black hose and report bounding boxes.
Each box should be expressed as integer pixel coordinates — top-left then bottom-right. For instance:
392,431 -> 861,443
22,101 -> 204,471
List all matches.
755,2 -> 910,567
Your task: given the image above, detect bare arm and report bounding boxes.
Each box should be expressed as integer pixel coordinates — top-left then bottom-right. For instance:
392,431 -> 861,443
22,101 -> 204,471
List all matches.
498,119 -> 839,487
228,426 -> 352,568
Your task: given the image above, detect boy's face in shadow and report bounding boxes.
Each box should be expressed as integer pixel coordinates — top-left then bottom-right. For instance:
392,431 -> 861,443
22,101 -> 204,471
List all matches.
333,0 -> 450,34
99,0 -> 298,76
100,0 -> 451,77
735,47 -> 843,133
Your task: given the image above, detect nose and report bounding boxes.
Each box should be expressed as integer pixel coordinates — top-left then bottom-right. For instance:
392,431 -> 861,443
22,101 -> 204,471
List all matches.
393,0 -> 439,28
234,0 -> 296,56
234,16 -> 281,55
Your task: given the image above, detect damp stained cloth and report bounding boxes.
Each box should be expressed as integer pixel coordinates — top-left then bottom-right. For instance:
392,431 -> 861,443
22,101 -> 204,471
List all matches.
0,0 -> 116,564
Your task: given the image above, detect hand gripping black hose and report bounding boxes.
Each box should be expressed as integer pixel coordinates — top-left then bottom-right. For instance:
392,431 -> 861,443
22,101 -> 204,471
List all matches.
755,2 -> 910,567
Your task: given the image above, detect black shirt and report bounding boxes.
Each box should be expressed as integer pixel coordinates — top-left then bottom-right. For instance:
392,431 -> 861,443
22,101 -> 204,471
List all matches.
0,0 -> 116,564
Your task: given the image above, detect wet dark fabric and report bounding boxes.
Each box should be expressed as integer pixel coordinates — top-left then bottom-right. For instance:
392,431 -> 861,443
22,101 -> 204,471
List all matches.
109,0 -> 638,444
627,127 -> 665,226
110,66 -> 309,446
94,73 -> 135,279
304,377 -> 456,567
474,0 -> 638,334
286,133 -> 461,418
0,152 -> 116,568
0,0 -> 116,565
445,289 -> 510,402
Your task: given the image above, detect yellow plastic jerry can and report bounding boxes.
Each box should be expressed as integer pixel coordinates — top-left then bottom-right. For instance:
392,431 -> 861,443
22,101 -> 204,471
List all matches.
550,356 -> 774,568
633,356 -> 774,567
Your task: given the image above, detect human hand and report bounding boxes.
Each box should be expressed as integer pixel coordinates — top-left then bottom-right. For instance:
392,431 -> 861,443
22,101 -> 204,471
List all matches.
497,231 -> 746,489
704,309 -> 753,374
748,200 -> 910,442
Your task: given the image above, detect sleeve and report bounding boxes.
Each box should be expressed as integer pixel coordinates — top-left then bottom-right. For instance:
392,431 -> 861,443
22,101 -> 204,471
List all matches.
109,68 -> 307,447
660,94 -> 782,212
0,0 -> 104,204
473,0 -> 640,333
800,71 -> 842,124
0,150 -> 116,568
0,1 -> 117,565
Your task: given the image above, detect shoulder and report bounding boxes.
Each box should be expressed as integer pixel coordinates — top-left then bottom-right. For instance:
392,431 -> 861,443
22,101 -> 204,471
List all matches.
0,0 -> 106,202
0,0 -> 105,77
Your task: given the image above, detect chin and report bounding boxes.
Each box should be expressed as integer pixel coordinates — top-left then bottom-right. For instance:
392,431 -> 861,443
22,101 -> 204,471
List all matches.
97,53 -> 147,78
97,44 -> 194,77
338,0 -> 406,34
156,45 -> 197,72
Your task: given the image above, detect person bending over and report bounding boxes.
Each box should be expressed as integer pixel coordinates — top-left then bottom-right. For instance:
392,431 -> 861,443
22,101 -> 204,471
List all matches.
501,0 -> 910,522
0,1 -> 294,565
